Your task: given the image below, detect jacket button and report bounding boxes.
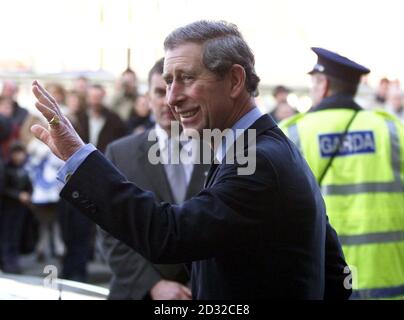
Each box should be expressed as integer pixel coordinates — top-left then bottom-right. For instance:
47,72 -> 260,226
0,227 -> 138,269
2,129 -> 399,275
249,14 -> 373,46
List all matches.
72,191 -> 80,199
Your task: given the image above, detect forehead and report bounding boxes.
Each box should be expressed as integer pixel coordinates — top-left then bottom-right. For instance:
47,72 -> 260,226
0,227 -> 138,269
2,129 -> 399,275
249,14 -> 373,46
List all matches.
163,43 -> 204,75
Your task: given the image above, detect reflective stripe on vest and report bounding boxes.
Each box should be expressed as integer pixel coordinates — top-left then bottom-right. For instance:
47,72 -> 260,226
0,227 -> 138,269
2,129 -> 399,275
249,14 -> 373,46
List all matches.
288,124 -> 301,151
339,230 -> 404,245
351,284 -> 404,299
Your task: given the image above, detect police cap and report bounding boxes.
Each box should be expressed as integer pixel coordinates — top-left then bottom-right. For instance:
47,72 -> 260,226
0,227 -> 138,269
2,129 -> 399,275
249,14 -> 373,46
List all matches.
309,47 -> 370,84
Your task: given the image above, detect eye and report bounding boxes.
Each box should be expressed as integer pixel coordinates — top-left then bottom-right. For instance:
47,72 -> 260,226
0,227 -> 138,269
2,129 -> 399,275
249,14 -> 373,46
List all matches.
164,77 -> 173,86
182,74 -> 194,82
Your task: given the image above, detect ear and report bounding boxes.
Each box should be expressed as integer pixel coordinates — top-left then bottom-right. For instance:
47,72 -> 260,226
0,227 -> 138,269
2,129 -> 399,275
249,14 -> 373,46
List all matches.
322,76 -> 330,99
229,64 -> 246,99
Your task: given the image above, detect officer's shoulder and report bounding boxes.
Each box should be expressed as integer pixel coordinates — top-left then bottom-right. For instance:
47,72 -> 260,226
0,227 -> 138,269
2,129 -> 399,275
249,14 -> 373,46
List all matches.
369,108 -> 403,122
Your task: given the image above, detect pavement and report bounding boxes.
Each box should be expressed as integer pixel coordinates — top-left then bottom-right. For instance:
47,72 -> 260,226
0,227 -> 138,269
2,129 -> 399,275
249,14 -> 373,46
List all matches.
18,252 -> 112,289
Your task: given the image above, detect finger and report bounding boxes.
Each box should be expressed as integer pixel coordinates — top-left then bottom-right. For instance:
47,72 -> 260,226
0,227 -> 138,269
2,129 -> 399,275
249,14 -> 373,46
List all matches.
35,101 -> 58,123
30,124 -> 51,146
33,80 -> 59,107
32,82 -> 63,117
32,84 -> 57,111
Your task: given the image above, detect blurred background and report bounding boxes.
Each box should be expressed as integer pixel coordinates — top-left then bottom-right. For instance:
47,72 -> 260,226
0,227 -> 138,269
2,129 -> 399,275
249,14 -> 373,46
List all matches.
2,0 -> 404,113
1,0 -> 404,296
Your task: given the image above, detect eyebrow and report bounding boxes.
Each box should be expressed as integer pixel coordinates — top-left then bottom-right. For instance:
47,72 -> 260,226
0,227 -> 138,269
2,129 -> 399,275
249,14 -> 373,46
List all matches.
162,73 -> 171,81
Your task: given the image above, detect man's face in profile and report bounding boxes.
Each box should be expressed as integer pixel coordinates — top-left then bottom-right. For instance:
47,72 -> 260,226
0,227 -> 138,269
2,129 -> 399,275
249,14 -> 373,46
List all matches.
163,42 -> 234,134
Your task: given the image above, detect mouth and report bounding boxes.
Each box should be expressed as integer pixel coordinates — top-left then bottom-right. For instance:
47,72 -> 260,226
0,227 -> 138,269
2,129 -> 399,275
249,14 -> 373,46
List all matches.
178,107 -> 199,120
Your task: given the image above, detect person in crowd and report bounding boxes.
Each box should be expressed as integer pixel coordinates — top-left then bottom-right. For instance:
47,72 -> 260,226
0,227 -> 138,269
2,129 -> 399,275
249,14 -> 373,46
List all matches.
126,95 -> 155,135
72,76 -> 89,99
110,68 -> 139,121
26,138 -> 65,261
0,142 -> 32,273
273,85 -> 290,104
269,85 -> 297,123
385,85 -> 404,122
0,97 -> 20,160
374,77 -> 390,105
1,80 -> 28,127
270,101 -> 298,123
65,89 -> 86,126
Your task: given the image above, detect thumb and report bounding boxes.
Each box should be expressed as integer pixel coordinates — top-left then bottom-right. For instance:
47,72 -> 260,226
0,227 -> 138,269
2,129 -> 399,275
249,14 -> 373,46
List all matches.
31,124 -> 51,146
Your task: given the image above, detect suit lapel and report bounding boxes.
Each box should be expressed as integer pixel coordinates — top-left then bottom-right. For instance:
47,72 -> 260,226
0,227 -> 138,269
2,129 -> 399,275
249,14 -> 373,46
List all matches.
204,162 -> 220,188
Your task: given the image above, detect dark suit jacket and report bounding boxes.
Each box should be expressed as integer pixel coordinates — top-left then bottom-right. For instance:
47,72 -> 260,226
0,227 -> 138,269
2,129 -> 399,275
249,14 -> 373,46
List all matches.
61,114 -> 351,299
74,107 -> 127,153
98,130 -> 209,299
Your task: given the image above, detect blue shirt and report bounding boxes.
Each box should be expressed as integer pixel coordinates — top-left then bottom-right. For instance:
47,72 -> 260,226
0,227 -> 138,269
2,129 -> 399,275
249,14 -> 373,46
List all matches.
57,107 -> 262,184
57,144 -> 97,184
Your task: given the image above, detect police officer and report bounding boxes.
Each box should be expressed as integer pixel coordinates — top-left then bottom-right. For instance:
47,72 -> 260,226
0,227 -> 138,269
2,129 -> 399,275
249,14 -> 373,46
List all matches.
280,47 -> 404,299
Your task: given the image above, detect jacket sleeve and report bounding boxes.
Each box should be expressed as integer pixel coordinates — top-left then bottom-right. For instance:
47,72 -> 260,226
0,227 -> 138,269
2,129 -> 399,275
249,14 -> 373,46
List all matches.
96,145 -> 162,300
324,218 -> 352,300
60,150 -> 271,264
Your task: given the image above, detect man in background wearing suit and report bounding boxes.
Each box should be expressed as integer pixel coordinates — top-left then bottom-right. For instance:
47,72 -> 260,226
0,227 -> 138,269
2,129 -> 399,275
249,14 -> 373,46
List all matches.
98,58 -> 209,300
31,20 -> 351,299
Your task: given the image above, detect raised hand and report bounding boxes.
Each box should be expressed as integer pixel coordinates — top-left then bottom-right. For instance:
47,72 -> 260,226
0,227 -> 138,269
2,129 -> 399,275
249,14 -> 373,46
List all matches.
30,80 -> 85,161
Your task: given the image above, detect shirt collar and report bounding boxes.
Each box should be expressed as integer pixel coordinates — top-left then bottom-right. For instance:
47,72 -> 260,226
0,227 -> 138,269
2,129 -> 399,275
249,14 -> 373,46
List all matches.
215,107 -> 262,162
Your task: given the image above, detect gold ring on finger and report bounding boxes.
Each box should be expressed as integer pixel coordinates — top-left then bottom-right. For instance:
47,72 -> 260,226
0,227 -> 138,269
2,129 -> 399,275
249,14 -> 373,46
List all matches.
48,114 -> 60,126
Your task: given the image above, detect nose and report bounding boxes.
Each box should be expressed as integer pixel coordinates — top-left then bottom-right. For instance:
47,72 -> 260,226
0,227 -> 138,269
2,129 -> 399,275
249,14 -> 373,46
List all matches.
166,80 -> 186,109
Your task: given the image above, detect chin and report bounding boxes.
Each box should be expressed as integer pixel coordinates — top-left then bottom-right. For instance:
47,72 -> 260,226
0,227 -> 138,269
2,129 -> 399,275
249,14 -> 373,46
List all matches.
181,125 -> 202,138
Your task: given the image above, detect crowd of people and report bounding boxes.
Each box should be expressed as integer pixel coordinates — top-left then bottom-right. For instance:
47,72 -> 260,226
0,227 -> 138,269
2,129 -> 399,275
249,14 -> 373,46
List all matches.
0,71 -> 155,279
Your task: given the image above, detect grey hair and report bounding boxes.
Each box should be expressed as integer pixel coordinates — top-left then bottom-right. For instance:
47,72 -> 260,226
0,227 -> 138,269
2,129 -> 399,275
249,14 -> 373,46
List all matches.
164,20 -> 260,97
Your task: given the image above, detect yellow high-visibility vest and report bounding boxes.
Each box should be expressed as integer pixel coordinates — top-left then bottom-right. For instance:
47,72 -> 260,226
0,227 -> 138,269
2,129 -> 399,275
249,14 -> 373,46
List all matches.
280,109 -> 404,299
